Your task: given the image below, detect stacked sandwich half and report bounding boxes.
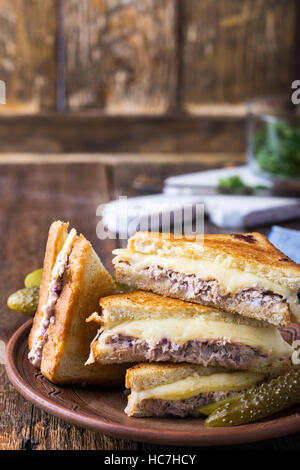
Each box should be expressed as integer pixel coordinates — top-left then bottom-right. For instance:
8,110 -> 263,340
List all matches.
88,231 -> 300,417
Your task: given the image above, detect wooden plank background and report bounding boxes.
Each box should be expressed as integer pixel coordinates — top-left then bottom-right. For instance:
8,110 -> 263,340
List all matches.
65,0 -> 177,113
0,0 -> 57,113
183,0 -> 298,111
0,0 -> 298,116
0,114 -> 246,153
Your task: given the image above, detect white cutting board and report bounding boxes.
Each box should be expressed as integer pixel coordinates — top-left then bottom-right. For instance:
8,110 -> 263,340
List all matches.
102,192 -> 300,235
164,165 -> 272,195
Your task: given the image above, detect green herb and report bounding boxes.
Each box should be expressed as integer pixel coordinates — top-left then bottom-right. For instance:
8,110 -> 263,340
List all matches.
218,175 -> 247,190
217,175 -> 266,194
254,121 -> 300,178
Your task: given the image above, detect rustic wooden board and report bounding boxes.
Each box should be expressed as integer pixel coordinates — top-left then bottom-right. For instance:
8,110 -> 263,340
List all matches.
64,0 -> 176,114
0,114 -> 246,153
183,0 -> 298,110
0,0 -> 57,113
0,365 -> 32,450
30,408 -> 137,450
0,0 -> 298,116
0,152 -> 245,166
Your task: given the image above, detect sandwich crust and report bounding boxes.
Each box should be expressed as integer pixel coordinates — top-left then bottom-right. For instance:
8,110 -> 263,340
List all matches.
125,363 -> 226,391
29,220 -> 127,385
99,290 -> 267,327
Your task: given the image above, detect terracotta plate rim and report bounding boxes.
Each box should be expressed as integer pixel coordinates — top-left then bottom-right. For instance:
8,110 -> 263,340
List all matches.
5,320 -> 300,447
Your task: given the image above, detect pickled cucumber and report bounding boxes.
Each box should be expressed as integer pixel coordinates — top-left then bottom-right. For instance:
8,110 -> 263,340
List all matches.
24,268 -> 43,287
112,276 -> 135,293
198,395 -> 241,416
203,370 -> 300,427
7,287 -> 40,316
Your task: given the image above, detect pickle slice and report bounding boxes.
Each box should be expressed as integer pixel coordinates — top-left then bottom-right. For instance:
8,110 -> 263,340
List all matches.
203,370 -> 300,427
7,286 -> 40,317
112,276 -> 135,293
198,394 -> 241,416
24,268 -> 43,287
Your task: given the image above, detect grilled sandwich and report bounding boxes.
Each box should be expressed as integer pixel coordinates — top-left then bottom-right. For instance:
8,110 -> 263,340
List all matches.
125,363 -> 267,417
87,291 -> 293,375
28,220 -> 127,385
113,232 -> 300,327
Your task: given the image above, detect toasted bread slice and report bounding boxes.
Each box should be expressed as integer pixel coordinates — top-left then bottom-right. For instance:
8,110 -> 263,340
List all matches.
113,232 -> 300,326
28,220 -> 127,385
125,363 -> 225,391
87,291 -> 293,376
125,363 -> 267,418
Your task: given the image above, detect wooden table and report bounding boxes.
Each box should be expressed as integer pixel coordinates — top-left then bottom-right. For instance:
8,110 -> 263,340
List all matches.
1,155 -> 300,451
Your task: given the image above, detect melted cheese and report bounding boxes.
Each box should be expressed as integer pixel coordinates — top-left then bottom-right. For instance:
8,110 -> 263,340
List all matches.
113,249 -> 292,297
137,372 -> 264,401
99,316 -> 292,357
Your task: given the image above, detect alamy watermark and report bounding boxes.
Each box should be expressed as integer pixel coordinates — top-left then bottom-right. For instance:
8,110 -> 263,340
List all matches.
96,196 -> 205,242
0,80 -> 6,104
0,340 -> 5,364
291,80 -> 300,105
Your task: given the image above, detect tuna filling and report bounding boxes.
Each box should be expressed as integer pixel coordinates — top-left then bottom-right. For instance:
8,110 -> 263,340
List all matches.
128,391 -> 233,418
105,335 -> 267,368
145,265 -> 288,313
28,256 -> 67,368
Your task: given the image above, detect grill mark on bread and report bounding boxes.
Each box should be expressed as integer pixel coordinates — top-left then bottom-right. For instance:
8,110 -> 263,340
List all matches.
232,234 -> 256,243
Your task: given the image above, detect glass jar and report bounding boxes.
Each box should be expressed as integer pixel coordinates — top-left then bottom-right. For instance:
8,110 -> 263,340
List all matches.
247,97 -> 300,183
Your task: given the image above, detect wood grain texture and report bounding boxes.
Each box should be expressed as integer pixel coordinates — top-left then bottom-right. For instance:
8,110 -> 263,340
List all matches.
0,152 -> 245,166
65,0 -> 176,113
0,365 -> 31,450
30,408 -> 137,450
0,0 -> 57,113
183,0 -> 298,111
0,114 -> 246,153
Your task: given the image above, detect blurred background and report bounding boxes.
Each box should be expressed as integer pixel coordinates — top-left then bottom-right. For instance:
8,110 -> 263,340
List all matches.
0,0 -> 298,151
0,0 -> 300,231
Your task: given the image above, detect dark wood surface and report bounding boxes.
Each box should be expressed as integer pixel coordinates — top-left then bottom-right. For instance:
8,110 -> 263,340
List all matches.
1,157 -> 300,450
0,114 -> 246,154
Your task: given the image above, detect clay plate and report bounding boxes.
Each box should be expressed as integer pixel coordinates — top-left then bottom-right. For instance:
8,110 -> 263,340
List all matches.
5,320 -> 300,446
